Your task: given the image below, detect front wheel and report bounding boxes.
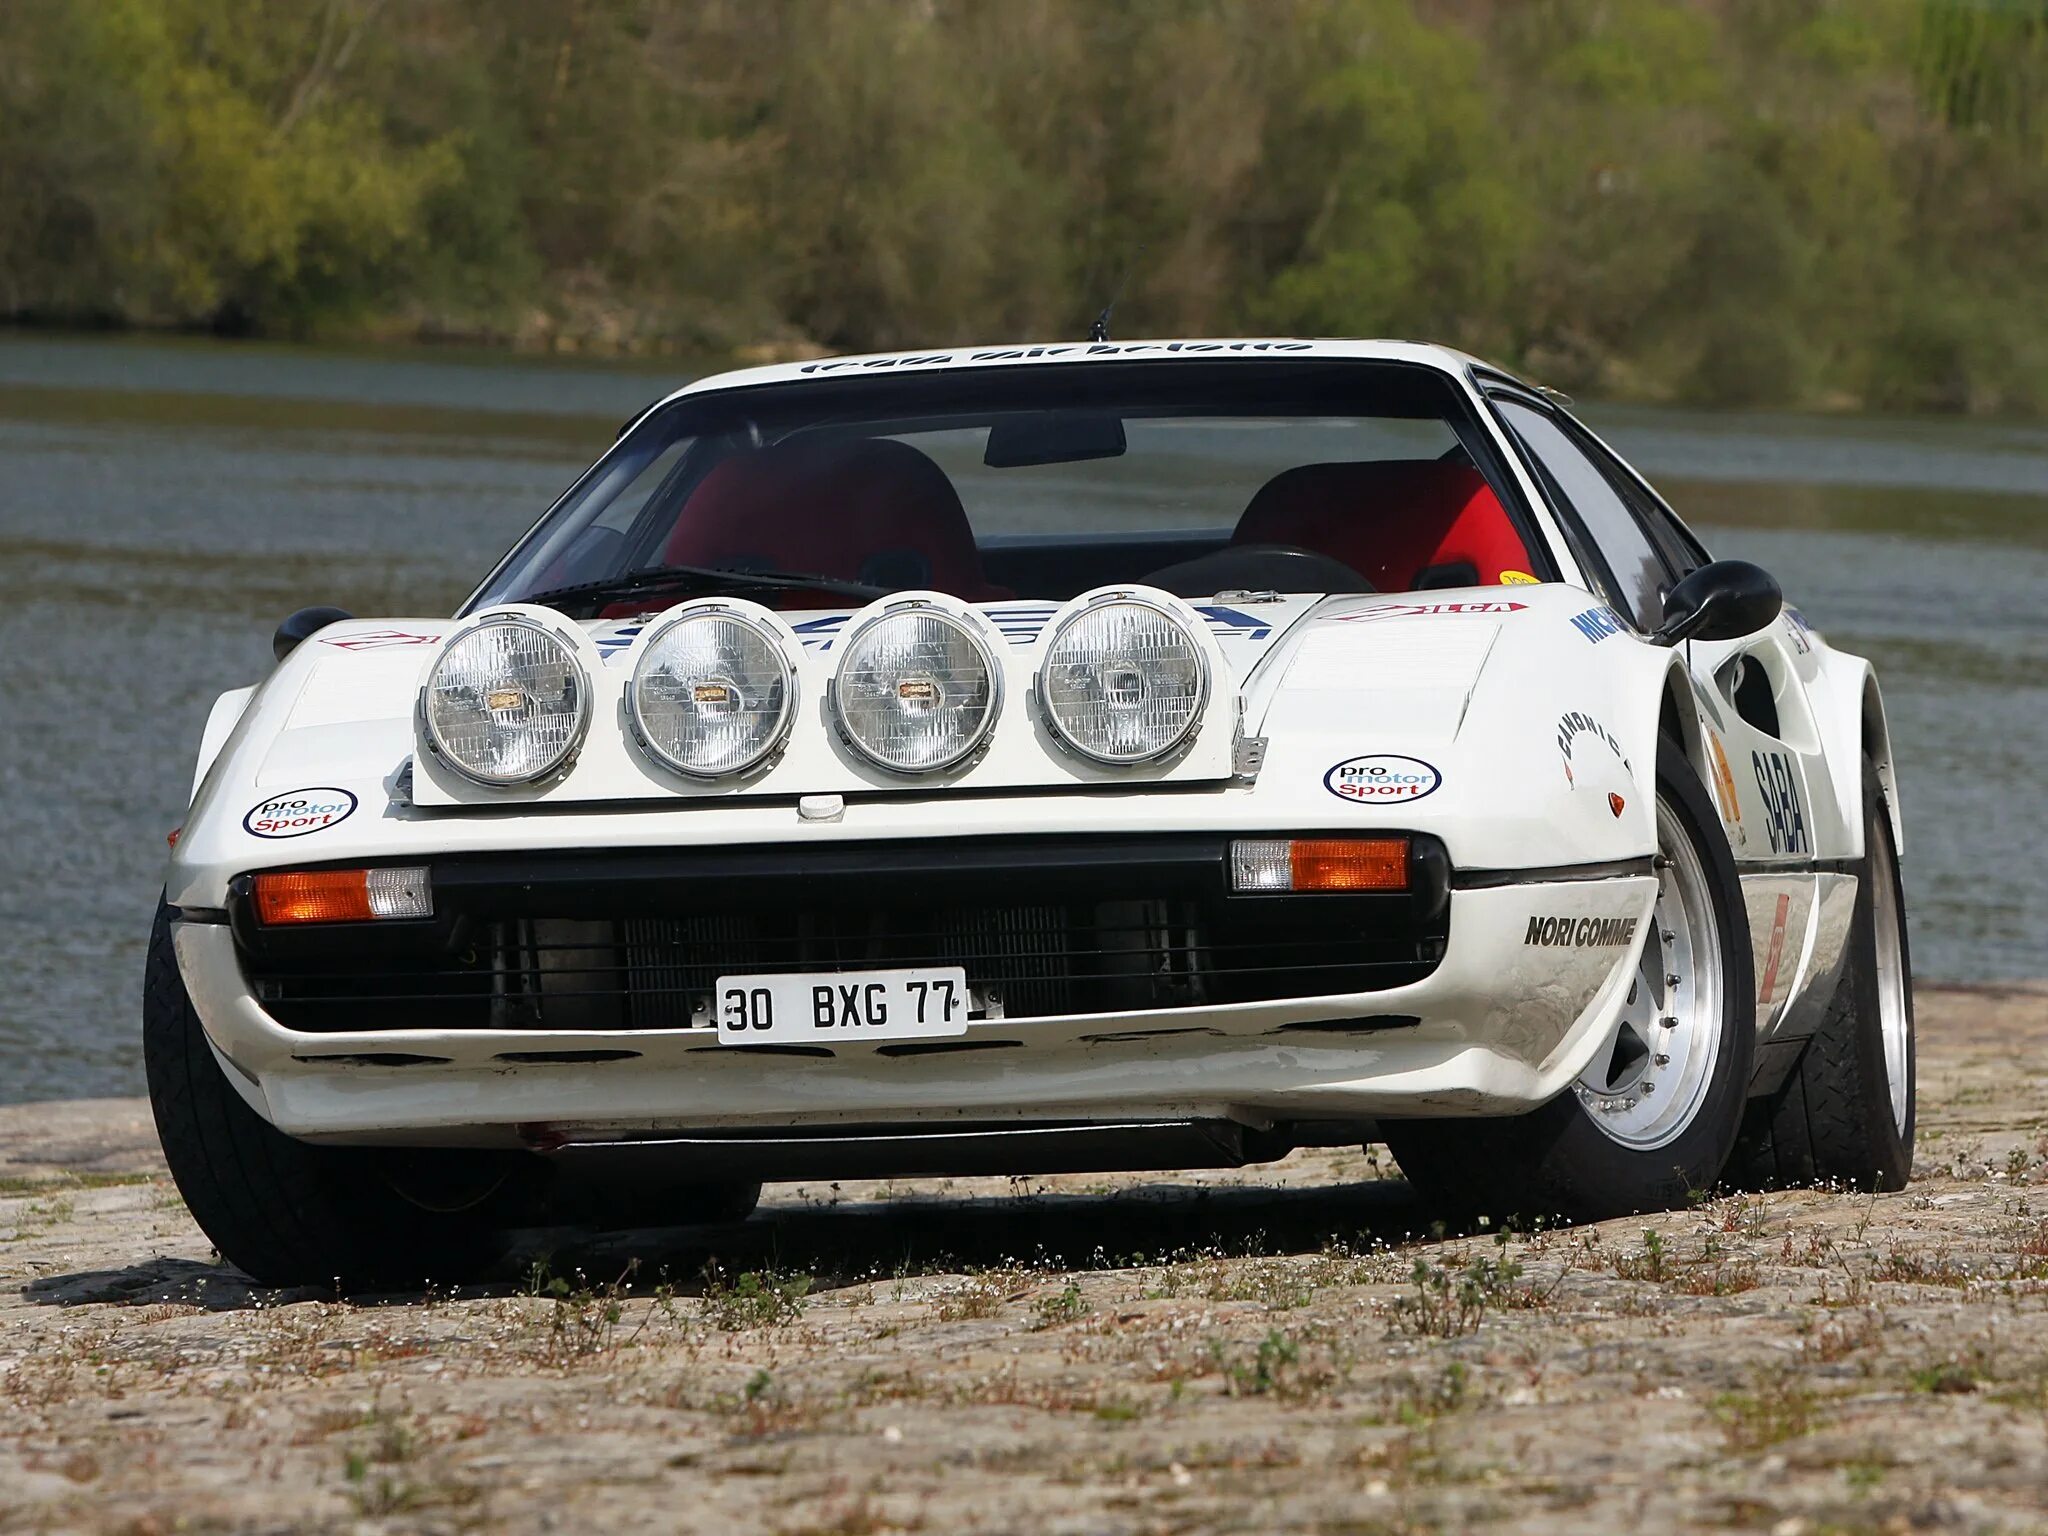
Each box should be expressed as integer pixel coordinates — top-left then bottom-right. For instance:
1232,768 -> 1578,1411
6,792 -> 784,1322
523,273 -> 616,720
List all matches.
144,901 -> 533,1289
1384,740 -> 1755,1222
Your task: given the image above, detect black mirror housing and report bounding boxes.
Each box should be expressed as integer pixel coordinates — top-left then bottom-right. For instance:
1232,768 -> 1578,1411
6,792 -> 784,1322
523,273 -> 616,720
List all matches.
273,605 -> 356,662
1652,560 -> 1781,646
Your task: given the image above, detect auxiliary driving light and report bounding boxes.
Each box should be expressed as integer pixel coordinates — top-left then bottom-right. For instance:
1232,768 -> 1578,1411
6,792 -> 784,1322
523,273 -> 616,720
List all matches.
253,867 -> 432,925
1038,592 -> 1208,765
421,613 -> 591,786
1230,838 -> 1409,893
629,603 -> 797,778
831,602 -> 1001,773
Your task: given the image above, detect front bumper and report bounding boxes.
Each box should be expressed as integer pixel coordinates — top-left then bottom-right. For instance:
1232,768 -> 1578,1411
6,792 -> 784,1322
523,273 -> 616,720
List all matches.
174,834 -> 1657,1148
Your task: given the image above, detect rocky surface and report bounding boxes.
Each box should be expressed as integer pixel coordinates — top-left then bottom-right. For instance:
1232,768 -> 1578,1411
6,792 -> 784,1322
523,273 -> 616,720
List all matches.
5,981 -> 2048,1533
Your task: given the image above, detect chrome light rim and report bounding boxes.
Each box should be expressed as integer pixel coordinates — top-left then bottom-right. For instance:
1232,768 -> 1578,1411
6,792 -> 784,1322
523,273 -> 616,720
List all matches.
626,602 -> 800,781
829,599 -> 1004,775
1036,591 -> 1211,766
419,612 -> 593,787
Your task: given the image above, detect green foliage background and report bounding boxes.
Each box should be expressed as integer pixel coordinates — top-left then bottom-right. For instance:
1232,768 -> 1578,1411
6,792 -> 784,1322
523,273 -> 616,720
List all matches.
2,0 -> 2044,410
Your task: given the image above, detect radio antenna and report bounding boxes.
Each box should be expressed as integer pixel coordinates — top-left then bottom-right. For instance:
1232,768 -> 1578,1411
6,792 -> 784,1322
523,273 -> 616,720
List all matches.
1088,246 -> 1144,342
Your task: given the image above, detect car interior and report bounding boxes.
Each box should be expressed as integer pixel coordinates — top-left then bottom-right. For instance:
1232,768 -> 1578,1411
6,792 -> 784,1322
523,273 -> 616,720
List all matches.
502,363 -> 1549,615
612,433 -> 1536,608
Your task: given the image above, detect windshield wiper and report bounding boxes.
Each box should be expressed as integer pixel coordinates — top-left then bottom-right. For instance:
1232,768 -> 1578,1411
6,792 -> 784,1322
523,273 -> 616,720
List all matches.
521,564 -> 891,614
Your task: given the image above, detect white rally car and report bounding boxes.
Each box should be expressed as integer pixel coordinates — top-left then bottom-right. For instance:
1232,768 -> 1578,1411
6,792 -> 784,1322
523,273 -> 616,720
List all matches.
149,341 -> 1914,1286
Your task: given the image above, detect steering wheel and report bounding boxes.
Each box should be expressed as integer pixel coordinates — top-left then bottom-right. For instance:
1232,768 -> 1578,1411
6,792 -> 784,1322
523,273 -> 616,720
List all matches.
1141,543 -> 1376,599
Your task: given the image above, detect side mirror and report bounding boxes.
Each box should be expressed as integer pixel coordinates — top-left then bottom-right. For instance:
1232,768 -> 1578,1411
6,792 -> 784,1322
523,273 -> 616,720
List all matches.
273,605 -> 355,662
1650,560 -> 1781,647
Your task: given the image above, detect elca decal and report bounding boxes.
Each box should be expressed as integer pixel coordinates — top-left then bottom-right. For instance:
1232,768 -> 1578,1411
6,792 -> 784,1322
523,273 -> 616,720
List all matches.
1338,600 -> 1527,624
1751,750 -> 1809,855
1524,914 -> 1641,948
244,787 -> 357,839
1569,605 -> 1625,643
320,629 -> 442,651
1324,754 -> 1441,805
1556,710 -> 1630,787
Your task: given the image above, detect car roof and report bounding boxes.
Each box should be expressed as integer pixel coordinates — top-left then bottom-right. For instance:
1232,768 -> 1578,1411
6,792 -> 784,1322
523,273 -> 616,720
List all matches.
651,338 -> 1506,415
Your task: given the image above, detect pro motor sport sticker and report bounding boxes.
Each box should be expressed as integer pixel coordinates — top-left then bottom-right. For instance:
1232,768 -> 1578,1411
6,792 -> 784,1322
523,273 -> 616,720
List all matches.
244,787 -> 357,839
1324,754 -> 1441,805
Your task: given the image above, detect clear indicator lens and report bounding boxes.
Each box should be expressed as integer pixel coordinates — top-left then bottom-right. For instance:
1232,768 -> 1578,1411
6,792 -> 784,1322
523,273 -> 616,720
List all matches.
366,866 -> 433,918
835,609 -> 997,772
424,619 -> 588,785
1230,840 -> 1293,892
632,612 -> 794,777
1041,600 -> 1206,763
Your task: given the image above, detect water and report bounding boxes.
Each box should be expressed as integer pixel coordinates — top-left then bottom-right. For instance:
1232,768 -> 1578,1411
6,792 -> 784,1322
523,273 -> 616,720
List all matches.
2,336 -> 2043,1103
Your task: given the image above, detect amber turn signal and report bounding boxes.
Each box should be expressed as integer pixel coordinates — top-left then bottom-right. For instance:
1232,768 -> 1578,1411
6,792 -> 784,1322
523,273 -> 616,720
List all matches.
253,867 -> 432,925
1230,838 -> 1409,892
1289,838 -> 1409,891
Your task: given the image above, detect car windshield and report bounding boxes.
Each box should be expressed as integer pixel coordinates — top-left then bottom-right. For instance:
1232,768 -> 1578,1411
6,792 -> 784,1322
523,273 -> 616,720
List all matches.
468,359 -> 1541,616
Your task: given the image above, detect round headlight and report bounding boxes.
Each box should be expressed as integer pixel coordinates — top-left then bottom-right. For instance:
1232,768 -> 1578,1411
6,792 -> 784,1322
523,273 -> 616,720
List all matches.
422,616 -> 590,786
832,604 -> 1000,773
1038,596 -> 1208,764
629,607 -> 796,778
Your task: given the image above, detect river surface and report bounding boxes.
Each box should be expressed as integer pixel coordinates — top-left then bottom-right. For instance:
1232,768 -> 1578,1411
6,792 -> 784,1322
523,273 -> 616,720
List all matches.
1,334 -> 2042,1103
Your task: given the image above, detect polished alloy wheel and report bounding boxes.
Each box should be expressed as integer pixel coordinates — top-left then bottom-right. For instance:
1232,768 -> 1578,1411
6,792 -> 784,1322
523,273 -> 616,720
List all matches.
1870,817 -> 1911,1135
1575,796 -> 1725,1151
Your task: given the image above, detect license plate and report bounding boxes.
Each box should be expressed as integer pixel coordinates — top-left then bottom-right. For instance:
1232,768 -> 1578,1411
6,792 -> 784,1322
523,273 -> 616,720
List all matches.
714,966 -> 970,1044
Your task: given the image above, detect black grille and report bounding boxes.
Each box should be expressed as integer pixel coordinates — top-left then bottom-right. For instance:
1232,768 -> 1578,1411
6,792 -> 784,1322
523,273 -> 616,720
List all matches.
235,836 -> 1449,1035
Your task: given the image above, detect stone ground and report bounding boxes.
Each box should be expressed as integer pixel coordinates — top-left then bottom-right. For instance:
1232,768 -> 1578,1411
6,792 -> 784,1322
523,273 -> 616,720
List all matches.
5,981 -> 2048,1534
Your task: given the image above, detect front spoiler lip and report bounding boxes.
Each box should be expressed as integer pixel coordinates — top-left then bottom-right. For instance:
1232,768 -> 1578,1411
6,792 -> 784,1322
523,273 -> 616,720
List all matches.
172,873 -> 1661,1143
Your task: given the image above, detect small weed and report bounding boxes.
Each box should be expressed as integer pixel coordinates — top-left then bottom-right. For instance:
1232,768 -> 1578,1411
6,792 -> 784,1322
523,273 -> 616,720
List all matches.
1710,1371 -> 1822,1452
1393,1249 -> 1543,1338
1908,1343 -> 1994,1396
1800,1310 -> 1883,1363
526,1260 -> 633,1360
1031,1282 -> 1091,1329
1673,1258 -> 1761,1296
1217,1329 -> 1303,1398
1872,1244 -> 1971,1288
937,1266 -> 1029,1321
1711,1194 -> 1770,1236
717,1370 -> 823,1437
1614,1230 -> 1669,1283
1373,1360 -> 1472,1426
703,1266 -> 812,1330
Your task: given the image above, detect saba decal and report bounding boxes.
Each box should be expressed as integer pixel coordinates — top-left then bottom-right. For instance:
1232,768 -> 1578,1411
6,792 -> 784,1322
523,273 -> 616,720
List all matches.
1751,750 -> 1809,855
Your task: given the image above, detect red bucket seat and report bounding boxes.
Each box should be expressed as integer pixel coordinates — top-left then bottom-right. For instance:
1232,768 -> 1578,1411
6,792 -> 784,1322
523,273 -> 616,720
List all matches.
660,437 -> 1005,601
1233,460 -> 1530,591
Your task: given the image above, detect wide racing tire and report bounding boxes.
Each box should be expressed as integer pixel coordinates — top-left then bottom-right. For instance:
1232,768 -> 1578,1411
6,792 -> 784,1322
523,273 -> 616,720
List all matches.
1384,740 -> 1755,1222
144,900 -> 532,1290
1727,756 -> 1914,1192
